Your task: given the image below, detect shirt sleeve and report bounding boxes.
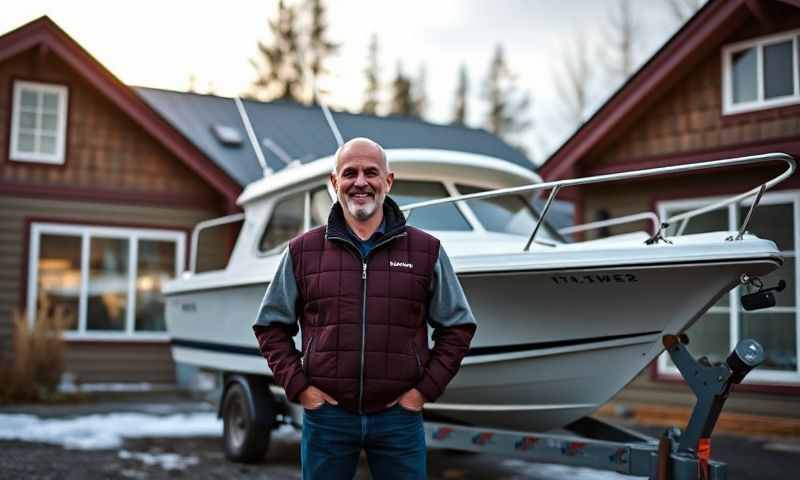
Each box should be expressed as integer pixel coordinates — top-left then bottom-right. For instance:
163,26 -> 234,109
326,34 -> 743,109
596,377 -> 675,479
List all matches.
252,248 -> 309,402
427,247 -> 477,329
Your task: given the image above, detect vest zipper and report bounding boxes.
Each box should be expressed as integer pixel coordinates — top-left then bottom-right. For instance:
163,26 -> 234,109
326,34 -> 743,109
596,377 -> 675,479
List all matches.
327,231 -> 408,414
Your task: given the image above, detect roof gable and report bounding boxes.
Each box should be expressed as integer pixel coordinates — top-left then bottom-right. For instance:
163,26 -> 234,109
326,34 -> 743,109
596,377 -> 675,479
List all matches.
0,16 -> 242,204
538,0 -> 776,180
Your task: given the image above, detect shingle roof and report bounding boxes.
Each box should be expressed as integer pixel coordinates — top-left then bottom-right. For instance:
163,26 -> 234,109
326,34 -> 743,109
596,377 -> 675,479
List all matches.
136,87 -> 533,187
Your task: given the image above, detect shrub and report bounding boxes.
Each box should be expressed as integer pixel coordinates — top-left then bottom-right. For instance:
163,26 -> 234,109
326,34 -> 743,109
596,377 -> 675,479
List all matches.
0,294 -> 70,403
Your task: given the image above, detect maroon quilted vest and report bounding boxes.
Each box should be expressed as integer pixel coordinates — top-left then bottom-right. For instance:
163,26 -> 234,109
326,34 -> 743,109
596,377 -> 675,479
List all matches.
288,198 -> 439,414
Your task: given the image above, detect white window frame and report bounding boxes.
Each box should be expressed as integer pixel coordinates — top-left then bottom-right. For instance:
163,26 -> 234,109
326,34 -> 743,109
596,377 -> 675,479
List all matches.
722,29 -> 800,115
656,191 -> 800,384
27,222 -> 186,341
9,80 -> 69,164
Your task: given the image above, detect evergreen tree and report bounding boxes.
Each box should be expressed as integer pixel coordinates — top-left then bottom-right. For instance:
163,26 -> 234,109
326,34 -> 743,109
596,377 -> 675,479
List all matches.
412,63 -> 428,118
306,0 -> 339,102
483,44 -> 531,140
362,34 -> 381,115
389,61 -> 416,117
452,64 -> 469,125
249,0 -> 305,102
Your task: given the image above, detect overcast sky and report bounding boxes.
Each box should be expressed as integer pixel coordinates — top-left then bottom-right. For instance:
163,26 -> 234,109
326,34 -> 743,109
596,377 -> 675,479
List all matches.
0,0 -> 697,164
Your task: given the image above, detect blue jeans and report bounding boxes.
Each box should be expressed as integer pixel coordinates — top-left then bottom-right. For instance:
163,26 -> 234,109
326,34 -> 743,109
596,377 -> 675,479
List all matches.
301,403 -> 427,480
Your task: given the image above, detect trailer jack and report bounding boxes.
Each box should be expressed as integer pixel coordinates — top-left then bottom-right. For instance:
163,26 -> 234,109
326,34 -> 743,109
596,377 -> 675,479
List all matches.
425,334 -> 764,480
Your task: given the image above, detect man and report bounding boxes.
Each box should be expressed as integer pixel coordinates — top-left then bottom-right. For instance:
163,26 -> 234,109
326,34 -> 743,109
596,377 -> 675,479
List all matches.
253,137 -> 476,479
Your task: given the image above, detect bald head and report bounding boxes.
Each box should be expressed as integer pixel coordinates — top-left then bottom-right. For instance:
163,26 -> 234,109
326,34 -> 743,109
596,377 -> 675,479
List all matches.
334,137 -> 388,174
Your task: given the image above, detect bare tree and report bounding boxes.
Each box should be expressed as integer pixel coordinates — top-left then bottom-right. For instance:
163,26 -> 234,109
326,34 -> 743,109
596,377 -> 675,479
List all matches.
602,0 -> 639,82
362,34 -> 381,115
452,64 -> 469,125
665,0 -> 705,24
483,44 -> 531,141
555,31 -> 594,129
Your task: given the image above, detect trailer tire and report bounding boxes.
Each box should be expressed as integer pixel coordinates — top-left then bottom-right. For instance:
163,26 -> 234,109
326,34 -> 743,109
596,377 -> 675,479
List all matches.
222,381 -> 271,463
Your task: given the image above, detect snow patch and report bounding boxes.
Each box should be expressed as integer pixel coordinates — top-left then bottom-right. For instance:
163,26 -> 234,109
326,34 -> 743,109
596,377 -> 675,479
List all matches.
118,449 -> 199,471
0,412 -> 222,450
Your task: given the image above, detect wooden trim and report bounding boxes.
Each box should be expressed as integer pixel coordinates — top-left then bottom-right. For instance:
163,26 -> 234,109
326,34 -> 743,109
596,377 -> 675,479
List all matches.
719,102 -> 800,126
540,0 -> 752,181
0,16 -> 242,203
0,181 -> 224,209
4,75 -> 73,169
649,361 -> 800,394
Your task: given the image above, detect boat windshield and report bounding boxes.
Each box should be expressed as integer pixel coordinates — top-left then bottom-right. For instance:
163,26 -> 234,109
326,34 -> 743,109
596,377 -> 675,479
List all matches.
391,180 -> 472,231
456,184 -> 562,243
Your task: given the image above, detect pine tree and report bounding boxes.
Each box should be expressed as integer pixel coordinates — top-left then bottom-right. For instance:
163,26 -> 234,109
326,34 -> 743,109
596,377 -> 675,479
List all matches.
306,0 -> 339,102
362,34 -> 381,115
452,64 -> 469,125
483,44 -> 531,140
248,0 -> 305,102
389,61 -> 416,117
412,63 -> 428,118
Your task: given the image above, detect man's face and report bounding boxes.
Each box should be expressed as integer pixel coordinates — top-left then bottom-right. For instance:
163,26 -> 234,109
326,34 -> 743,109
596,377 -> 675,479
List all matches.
331,141 -> 393,222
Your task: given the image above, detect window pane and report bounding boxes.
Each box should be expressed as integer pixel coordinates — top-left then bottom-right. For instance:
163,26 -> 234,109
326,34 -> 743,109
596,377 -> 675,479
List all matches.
20,89 -> 37,108
739,203 -> 793,251
457,184 -> 558,241
17,133 -> 35,152
732,47 -> 758,104
310,187 -> 332,227
764,40 -> 794,99
42,92 -> 59,111
665,207 -> 728,236
37,234 -> 81,331
39,135 -> 57,155
391,181 -> 471,231
135,240 -> 175,332
20,111 -> 36,130
87,237 -> 129,331
740,312 -> 797,371
41,112 -> 58,132
259,192 -> 304,252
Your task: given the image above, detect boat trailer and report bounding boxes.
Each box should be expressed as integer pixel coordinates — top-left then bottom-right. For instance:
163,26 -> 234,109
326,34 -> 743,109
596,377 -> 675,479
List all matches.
424,334 -> 765,480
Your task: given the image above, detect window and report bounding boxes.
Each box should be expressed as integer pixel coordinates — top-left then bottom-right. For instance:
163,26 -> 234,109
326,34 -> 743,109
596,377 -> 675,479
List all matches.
309,186 -> 333,228
391,180 -> 471,231
259,191 -> 305,252
456,184 -> 561,242
722,29 -> 800,114
9,80 -> 69,164
28,223 -> 185,339
657,192 -> 799,384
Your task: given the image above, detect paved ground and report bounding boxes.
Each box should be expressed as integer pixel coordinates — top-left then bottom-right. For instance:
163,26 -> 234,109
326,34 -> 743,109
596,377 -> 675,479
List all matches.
1,397 -> 798,479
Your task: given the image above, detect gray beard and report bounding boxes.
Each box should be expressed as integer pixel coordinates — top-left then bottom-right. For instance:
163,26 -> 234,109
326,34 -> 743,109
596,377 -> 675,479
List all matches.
340,191 -> 381,221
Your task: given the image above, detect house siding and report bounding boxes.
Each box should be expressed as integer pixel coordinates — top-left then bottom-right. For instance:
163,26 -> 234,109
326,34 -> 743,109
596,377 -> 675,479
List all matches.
0,47 -> 233,384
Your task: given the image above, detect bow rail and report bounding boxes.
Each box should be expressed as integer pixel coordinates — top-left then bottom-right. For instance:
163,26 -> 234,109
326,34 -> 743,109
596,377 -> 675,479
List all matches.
400,152 -> 796,251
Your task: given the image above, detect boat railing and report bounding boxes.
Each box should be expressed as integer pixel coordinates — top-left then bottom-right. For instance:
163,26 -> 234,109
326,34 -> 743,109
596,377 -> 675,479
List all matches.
557,211 -> 660,237
400,152 -> 796,251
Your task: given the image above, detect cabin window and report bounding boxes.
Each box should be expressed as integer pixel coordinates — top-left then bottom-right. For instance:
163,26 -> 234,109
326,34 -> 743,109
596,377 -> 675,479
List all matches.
391,180 -> 472,231
722,29 -> 800,114
9,80 -> 69,164
657,192 -> 799,385
309,186 -> 333,228
259,191 -> 305,252
27,223 -> 185,340
456,184 -> 560,242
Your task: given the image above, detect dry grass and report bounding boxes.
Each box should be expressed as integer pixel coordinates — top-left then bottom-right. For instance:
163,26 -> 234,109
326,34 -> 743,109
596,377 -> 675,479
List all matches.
0,294 -> 71,404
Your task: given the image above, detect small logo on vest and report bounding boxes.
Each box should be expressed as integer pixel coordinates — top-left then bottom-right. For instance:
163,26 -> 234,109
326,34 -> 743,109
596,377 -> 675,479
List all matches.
390,260 -> 414,269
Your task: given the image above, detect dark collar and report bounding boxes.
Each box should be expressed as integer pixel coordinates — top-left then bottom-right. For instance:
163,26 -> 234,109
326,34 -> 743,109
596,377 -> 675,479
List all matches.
325,195 -> 407,242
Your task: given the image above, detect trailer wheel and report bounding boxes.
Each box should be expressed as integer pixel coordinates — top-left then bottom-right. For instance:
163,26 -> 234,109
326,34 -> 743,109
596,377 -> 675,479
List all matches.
222,381 -> 271,463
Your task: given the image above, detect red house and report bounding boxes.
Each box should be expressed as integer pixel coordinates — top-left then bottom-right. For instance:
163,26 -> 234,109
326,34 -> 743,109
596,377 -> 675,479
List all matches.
540,0 -> 800,424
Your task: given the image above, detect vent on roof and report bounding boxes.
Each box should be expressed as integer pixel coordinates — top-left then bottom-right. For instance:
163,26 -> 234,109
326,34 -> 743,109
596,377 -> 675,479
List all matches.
210,124 -> 243,147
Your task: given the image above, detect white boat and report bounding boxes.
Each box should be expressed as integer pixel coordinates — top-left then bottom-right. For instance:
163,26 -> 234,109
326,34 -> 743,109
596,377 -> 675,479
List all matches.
163,148 -> 793,440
